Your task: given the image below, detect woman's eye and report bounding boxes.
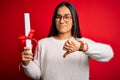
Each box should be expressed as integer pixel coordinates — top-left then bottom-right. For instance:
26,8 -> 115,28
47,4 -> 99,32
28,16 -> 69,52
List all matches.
65,16 -> 70,19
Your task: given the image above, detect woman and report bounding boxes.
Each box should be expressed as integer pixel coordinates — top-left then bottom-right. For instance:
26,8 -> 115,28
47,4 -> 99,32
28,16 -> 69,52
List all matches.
22,2 -> 114,80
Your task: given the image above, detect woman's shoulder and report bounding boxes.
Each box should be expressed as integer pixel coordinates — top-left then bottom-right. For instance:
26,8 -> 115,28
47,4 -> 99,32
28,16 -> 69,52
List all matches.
77,37 -> 95,43
80,37 -> 109,45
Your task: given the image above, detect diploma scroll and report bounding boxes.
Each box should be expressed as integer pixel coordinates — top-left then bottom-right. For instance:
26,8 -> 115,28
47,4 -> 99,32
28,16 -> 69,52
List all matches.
24,13 -> 32,52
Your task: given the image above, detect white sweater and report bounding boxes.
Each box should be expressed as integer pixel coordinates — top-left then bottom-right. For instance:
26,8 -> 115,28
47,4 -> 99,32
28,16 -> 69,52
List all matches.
22,37 -> 114,80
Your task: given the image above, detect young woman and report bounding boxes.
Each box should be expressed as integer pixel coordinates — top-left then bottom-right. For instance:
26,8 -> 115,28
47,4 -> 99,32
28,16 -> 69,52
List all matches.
22,2 -> 114,80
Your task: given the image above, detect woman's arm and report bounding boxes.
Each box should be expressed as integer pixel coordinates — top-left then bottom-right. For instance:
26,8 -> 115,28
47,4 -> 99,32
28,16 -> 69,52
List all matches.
22,41 -> 42,80
82,38 -> 114,62
22,60 -> 41,80
63,37 -> 114,62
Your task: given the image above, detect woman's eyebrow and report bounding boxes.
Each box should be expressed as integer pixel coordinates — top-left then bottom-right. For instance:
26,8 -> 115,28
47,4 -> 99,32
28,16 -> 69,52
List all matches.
56,13 -> 71,16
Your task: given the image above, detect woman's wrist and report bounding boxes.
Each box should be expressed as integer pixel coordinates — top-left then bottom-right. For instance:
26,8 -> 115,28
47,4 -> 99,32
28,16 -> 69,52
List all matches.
22,61 -> 30,66
83,43 -> 88,52
79,41 -> 84,51
78,41 -> 88,52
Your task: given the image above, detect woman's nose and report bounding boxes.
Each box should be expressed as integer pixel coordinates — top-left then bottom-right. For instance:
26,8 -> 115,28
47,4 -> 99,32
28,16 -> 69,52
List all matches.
60,17 -> 65,23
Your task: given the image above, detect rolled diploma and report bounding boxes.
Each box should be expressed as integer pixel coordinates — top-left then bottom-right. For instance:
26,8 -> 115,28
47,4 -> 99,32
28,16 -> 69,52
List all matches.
24,13 -> 32,52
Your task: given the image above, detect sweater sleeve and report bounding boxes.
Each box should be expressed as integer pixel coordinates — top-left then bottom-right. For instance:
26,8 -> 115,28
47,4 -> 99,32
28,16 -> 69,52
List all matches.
82,38 -> 114,62
22,60 -> 41,80
22,41 -> 42,80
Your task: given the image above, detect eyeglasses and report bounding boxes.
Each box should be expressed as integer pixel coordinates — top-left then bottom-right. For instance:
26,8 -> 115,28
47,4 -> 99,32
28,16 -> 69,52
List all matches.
55,14 -> 72,22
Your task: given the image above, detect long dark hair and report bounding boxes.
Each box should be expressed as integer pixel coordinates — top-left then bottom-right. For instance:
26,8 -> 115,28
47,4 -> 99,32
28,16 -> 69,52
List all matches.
48,2 -> 82,38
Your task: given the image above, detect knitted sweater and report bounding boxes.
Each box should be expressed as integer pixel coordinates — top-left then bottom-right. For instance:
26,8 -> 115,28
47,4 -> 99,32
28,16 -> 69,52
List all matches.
22,37 -> 114,80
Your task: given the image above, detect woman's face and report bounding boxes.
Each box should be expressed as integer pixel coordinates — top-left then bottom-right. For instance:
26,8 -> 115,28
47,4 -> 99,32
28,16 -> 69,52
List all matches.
55,6 -> 73,35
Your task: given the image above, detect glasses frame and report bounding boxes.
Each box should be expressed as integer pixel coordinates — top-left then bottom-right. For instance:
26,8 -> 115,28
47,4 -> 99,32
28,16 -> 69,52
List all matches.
55,14 -> 72,22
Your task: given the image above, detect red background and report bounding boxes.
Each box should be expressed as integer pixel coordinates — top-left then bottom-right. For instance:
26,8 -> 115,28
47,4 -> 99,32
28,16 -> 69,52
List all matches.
0,0 -> 120,80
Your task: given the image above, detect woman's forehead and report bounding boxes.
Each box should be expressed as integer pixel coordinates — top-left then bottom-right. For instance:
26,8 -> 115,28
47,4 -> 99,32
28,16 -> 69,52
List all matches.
57,6 -> 71,15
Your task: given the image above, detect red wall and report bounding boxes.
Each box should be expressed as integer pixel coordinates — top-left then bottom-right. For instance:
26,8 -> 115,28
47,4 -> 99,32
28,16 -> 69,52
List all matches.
0,0 -> 120,80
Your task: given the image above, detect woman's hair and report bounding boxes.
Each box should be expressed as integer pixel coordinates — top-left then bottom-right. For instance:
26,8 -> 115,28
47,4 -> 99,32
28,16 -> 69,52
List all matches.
48,2 -> 82,38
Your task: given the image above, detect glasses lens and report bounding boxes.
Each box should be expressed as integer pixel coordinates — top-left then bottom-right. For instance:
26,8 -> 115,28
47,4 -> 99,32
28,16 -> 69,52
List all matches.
55,15 -> 61,21
64,15 -> 72,21
55,14 -> 72,22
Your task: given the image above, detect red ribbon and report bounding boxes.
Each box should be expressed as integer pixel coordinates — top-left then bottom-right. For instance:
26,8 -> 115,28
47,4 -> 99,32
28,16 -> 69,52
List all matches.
18,29 -> 38,59
18,29 -> 37,46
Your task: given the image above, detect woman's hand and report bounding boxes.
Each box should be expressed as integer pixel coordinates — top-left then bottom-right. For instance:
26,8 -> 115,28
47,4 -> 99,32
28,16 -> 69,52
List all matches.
63,38 -> 88,58
63,38 -> 80,58
22,47 -> 33,66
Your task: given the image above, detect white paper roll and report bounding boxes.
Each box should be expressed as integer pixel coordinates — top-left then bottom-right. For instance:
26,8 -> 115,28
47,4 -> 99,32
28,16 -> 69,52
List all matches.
24,13 -> 32,52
